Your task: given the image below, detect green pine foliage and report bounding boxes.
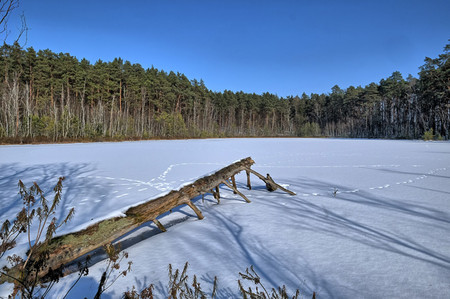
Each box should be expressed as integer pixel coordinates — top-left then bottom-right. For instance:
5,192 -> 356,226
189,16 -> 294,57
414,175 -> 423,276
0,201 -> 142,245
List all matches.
423,128 -> 434,141
0,42 -> 448,142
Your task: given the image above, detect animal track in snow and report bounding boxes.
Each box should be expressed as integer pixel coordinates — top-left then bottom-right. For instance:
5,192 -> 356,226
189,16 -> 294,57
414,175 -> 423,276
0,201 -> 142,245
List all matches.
297,166 -> 448,198
259,164 -> 402,169
366,167 -> 446,192
155,162 -> 224,182
78,163 -> 225,201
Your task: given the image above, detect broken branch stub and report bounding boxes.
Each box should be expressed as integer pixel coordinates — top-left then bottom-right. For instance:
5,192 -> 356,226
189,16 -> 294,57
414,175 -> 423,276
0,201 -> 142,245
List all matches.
244,167 -> 296,196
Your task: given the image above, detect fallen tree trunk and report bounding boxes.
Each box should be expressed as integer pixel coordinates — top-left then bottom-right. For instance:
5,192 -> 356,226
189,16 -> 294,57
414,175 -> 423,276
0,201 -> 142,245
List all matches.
1,157 -> 295,283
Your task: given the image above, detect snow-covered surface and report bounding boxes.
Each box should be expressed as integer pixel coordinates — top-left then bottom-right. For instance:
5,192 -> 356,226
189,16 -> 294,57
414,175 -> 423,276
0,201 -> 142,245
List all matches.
0,138 -> 449,298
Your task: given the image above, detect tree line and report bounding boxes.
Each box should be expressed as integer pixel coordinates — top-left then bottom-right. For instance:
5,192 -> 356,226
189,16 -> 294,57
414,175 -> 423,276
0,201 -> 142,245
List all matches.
0,42 -> 448,142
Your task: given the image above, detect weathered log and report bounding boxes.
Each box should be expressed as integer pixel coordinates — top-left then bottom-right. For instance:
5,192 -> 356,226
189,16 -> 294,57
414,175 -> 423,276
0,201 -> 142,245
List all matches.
1,156 -> 296,283
0,158 -> 255,282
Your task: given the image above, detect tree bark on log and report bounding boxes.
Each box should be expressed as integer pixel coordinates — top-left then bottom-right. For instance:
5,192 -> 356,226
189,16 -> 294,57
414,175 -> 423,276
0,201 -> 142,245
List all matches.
1,157 -> 296,283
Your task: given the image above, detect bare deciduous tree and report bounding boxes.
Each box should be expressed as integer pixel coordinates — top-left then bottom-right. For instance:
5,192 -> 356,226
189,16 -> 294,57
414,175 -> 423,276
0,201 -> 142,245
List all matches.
0,0 -> 27,44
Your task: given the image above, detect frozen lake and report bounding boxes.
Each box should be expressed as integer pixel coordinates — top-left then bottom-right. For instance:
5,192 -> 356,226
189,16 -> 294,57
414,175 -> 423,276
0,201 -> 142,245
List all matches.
1,138 -> 449,298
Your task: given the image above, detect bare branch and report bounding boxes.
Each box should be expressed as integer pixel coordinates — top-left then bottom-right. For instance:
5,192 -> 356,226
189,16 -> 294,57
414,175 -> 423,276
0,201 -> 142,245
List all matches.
0,0 -> 27,45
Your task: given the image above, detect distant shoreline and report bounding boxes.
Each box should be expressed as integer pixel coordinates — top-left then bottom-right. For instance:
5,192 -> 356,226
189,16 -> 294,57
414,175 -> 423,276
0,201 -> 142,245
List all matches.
0,135 -> 433,146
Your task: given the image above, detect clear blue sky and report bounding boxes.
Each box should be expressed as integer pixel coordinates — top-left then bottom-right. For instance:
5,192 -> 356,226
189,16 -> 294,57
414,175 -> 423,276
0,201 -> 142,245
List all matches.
9,0 -> 450,97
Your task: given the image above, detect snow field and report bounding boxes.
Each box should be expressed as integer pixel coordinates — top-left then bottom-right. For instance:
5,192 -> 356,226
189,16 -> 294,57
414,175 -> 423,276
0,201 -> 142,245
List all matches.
0,138 -> 449,298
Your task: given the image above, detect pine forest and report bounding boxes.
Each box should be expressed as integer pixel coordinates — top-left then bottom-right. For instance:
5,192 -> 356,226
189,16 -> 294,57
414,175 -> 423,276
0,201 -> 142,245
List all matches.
0,42 -> 448,143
